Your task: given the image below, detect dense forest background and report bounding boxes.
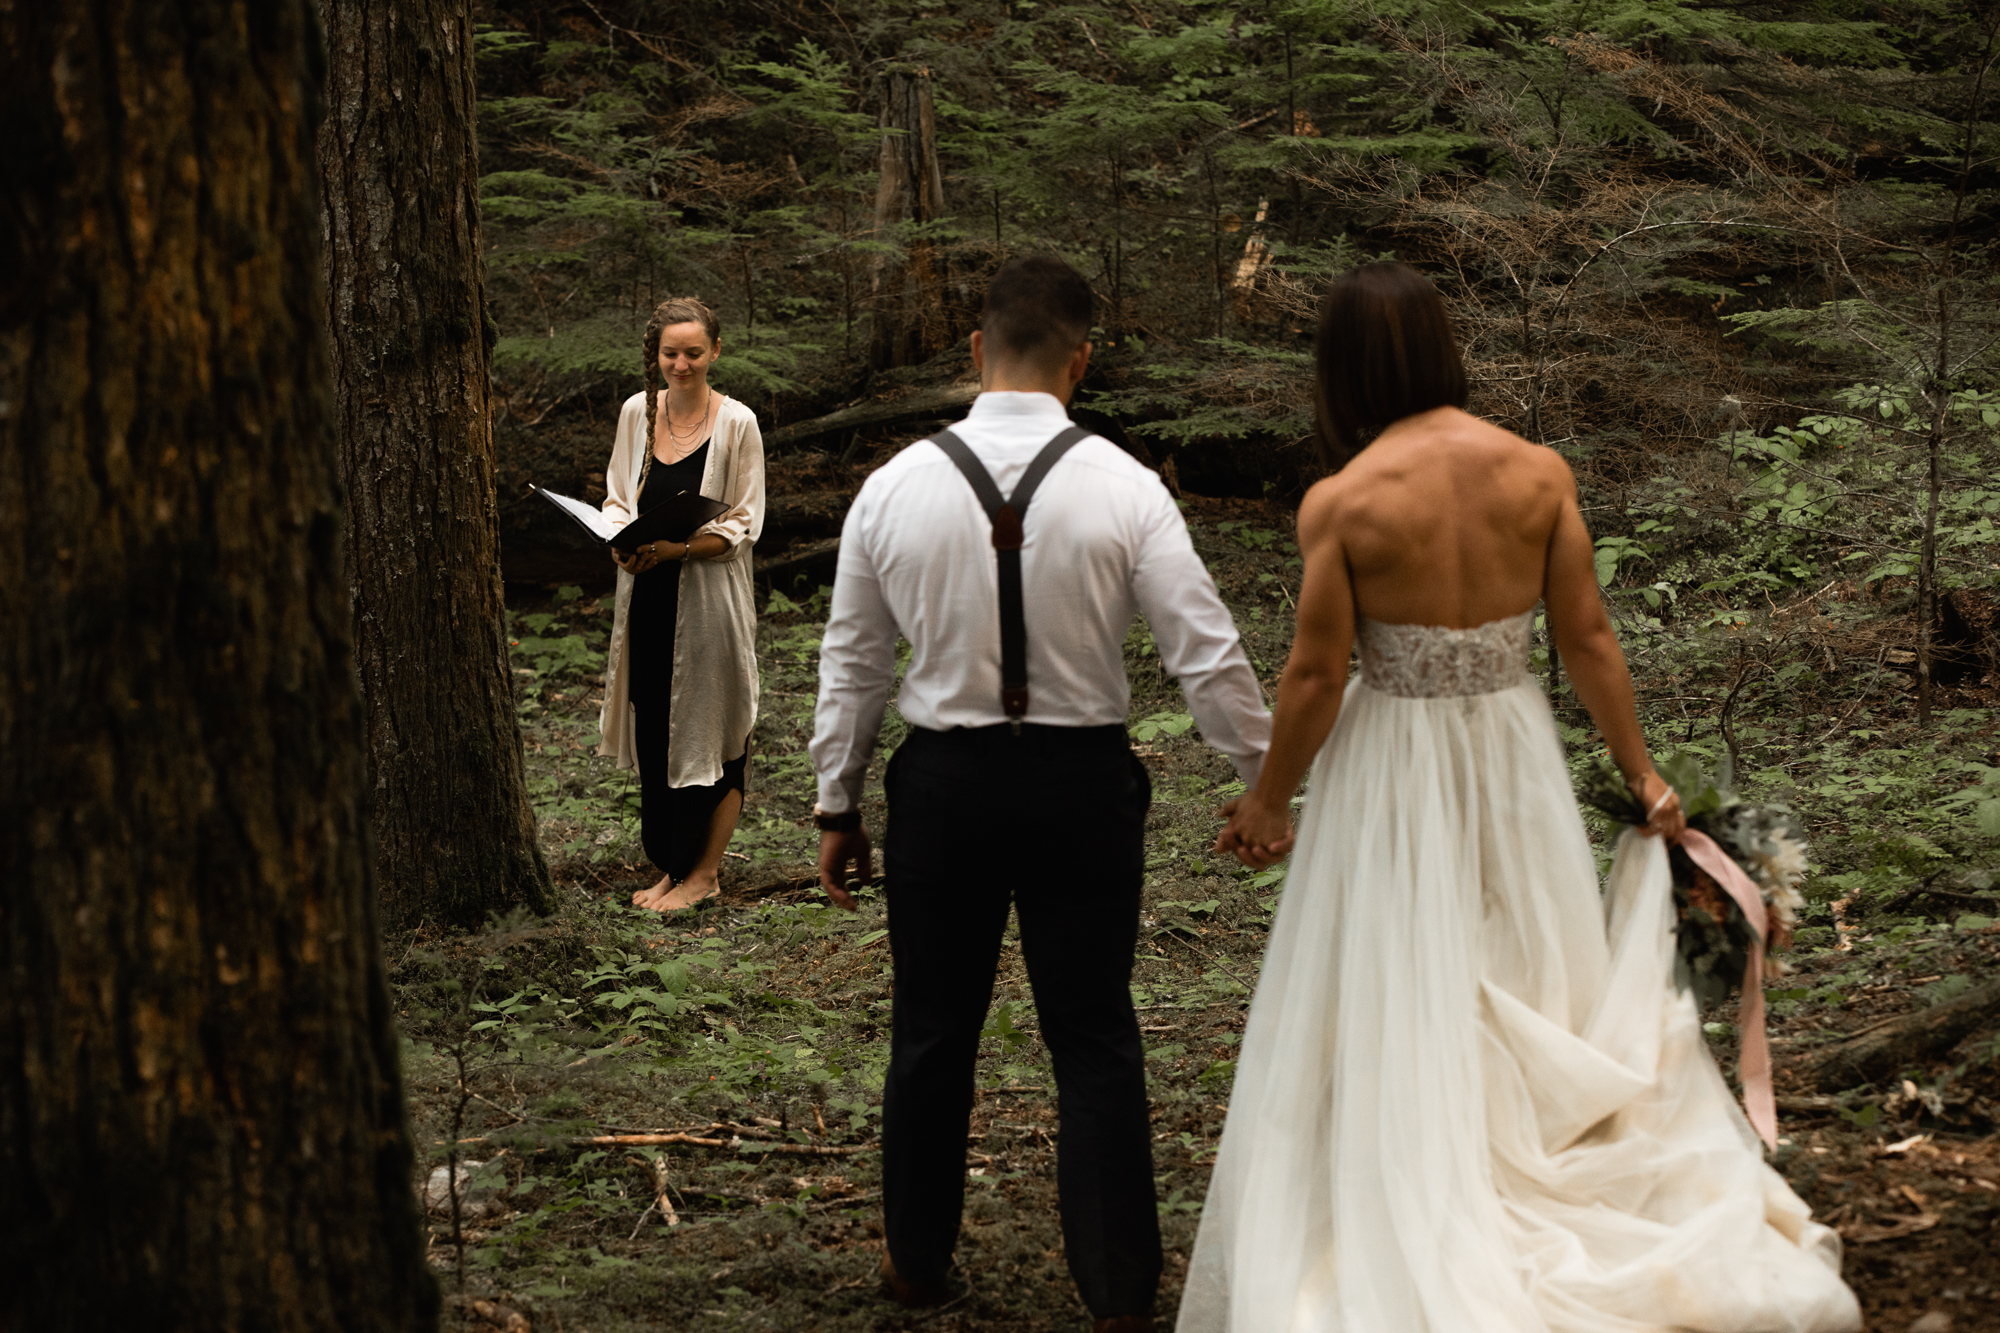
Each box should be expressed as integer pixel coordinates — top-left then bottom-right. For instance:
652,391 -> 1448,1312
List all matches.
477,0 -> 1996,622
400,2 -> 2000,1329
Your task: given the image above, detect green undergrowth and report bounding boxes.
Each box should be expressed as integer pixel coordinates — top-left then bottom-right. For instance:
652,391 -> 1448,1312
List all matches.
424,504 -> 2000,1330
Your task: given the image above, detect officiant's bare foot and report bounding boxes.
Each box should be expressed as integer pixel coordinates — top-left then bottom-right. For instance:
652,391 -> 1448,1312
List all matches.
631,874 -> 677,911
658,871 -> 721,911
632,872 -> 719,913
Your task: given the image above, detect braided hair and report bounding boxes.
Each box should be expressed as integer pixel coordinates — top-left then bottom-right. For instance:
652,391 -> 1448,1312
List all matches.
639,296 -> 723,495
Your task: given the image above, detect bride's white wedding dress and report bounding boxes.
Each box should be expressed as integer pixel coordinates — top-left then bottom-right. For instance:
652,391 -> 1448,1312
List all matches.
1179,612 -> 1861,1333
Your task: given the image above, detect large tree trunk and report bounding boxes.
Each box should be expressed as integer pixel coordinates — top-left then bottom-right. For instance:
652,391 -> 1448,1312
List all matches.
869,66 -> 951,371
0,4 -> 437,1328
319,0 -> 553,931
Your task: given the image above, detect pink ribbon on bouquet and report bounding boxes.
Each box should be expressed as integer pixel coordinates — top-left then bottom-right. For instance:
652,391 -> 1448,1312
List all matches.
1679,830 -> 1777,1149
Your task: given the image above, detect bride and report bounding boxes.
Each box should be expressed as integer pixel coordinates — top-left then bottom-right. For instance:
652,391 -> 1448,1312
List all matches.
1184,262 -> 1861,1333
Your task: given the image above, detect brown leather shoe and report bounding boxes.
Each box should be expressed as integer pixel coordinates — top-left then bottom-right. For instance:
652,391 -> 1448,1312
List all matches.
879,1251 -> 951,1308
1093,1317 -> 1155,1333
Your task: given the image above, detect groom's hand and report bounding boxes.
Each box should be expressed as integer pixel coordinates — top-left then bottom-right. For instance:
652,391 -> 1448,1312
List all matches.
817,828 -> 872,911
1215,794 -> 1295,868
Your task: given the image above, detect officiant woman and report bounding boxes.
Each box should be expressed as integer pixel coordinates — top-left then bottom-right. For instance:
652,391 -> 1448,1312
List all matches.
598,296 -> 766,911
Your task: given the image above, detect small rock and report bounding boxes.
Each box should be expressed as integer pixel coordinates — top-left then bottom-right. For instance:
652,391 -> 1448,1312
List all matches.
449,1294 -> 531,1332
1910,1312 -> 1952,1333
467,1298 -> 531,1332
421,1160 -> 503,1218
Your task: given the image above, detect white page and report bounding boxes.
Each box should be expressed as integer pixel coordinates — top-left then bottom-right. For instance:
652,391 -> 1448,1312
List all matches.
540,489 -> 620,543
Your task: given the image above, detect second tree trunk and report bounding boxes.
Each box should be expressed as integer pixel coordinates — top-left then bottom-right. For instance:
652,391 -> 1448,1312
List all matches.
320,0 -> 554,931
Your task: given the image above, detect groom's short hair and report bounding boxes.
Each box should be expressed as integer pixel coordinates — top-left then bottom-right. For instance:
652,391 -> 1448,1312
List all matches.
981,256 -> 1094,368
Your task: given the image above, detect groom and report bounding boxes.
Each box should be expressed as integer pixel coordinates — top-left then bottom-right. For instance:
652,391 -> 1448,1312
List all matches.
809,256 -> 1271,1331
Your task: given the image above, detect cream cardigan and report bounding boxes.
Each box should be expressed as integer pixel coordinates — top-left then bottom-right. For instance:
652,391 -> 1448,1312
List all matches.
596,393 -> 765,786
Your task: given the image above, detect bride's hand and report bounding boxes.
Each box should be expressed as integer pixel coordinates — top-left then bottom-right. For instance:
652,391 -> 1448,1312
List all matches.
1215,793 -> 1295,868
1630,770 -> 1686,842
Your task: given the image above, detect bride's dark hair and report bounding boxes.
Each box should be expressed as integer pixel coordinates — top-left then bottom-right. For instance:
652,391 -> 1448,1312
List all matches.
1313,261 -> 1468,469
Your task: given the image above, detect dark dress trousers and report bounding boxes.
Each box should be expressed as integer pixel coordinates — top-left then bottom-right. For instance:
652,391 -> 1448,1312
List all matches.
881,721 -> 1158,1317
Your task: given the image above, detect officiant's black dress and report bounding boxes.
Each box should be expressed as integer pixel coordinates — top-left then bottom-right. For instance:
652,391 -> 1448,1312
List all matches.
628,439 -> 747,879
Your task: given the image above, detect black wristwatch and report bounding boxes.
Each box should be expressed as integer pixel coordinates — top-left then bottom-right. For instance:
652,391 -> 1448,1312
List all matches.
813,806 -> 862,833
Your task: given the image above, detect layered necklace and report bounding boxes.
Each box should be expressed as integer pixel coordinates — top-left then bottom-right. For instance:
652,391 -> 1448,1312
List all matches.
660,384 -> 712,462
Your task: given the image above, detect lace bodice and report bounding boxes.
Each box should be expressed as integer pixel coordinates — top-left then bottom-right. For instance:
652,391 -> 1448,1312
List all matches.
1358,610 -> 1535,698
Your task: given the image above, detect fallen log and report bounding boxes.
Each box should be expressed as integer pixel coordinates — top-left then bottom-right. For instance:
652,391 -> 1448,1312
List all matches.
1785,976 -> 2000,1092
755,537 -> 841,589
764,383 -> 978,451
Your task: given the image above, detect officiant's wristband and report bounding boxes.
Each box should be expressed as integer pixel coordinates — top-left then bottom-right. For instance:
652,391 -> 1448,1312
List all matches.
813,806 -> 862,833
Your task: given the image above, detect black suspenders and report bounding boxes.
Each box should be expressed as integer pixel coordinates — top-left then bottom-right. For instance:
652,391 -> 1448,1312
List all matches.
929,425 -> 1092,725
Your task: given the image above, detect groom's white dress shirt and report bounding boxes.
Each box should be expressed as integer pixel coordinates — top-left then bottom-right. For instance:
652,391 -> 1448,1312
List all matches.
811,390 -> 1272,814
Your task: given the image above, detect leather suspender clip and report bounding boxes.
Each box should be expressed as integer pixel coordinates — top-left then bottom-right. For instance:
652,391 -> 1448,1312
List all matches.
931,424 -> 1091,732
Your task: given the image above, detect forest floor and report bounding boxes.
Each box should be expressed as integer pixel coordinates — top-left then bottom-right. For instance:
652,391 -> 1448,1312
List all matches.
394,501 -> 2000,1333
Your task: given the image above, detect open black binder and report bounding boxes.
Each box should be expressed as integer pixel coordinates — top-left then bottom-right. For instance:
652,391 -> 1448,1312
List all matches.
534,486 -> 729,553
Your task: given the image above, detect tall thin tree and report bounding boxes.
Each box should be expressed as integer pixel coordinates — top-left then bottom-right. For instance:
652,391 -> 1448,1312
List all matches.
1911,9 -> 1999,725
319,0 -> 553,929
0,2 -> 437,1327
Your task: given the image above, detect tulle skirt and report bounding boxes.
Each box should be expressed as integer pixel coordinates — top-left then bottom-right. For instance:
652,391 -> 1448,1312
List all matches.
1178,677 -> 1860,1333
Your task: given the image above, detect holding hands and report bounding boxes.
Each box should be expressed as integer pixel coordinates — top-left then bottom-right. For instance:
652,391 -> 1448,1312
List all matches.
1214,769 -> 1681,870
1215,790 -> 1295,868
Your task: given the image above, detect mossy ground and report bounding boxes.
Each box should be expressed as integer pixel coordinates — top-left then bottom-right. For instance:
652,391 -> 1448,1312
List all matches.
407,505 -> 1999,1333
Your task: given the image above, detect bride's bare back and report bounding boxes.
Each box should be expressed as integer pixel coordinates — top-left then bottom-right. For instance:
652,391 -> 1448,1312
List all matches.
1215,259 -> 1679,863
1326,406 -> 1570,628
1223,409 -> 1679,860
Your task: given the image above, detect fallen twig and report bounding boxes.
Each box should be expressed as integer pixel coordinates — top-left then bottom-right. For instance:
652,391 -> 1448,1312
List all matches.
626,1153 -> 679,1238
1842,1211 -> 1940,1244
620,1187 -> 886,1244
1159,929 -> 1257,994
455,1131 -> 873,1156
1774,1093 -> 1869,1115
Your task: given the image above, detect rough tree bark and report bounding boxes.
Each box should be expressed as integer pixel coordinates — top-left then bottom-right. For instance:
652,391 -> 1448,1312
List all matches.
319,0 -> 553,931
870,66 -> 950,371
0,3 -> 437,1328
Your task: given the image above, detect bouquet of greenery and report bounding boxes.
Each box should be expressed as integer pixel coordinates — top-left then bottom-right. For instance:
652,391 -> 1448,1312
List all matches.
1578,754 -> 1808,1008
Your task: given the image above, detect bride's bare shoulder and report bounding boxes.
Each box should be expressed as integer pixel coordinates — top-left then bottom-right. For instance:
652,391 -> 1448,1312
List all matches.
1442,414 -> 1574,494
1298,468 -> 1364,543
1300,413 -> 1572,543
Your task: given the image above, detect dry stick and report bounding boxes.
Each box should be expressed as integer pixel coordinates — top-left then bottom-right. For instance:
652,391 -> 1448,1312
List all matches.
634,1189 -> 885,1241
1807,643 -> 1893,952
626,1154 -> 680,1238
447,1039 -> 473,1292
1788,644 -> 1892,761
1160,928 -> 1256,994
1718,654 -> 1765,778
457,1131 -> 872,1156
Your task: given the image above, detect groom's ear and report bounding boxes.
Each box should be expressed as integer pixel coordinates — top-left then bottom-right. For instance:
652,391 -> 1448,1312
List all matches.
1067,340 -> 1091,385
